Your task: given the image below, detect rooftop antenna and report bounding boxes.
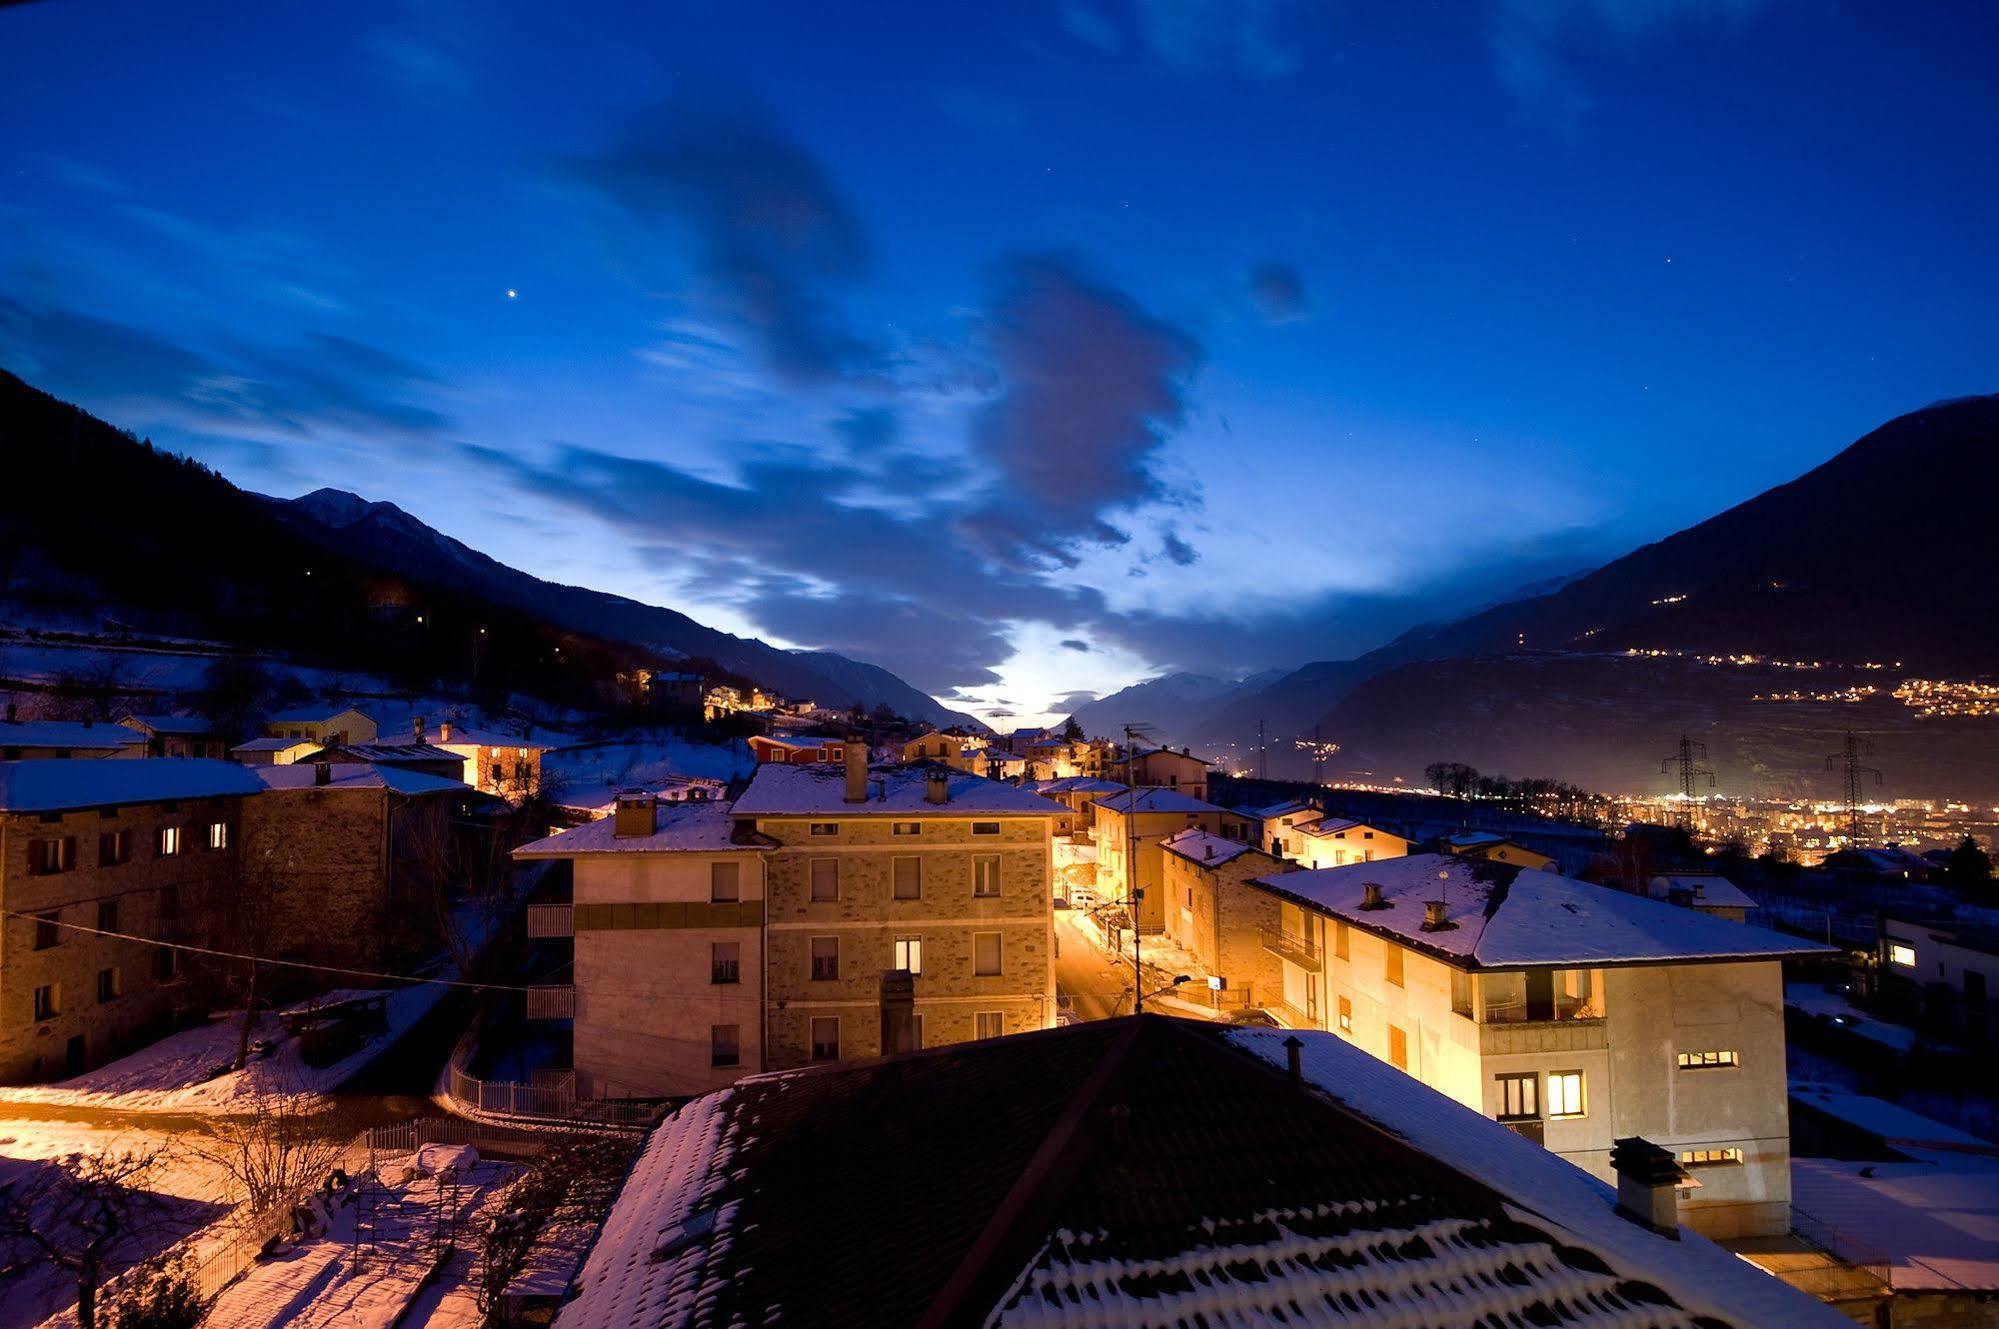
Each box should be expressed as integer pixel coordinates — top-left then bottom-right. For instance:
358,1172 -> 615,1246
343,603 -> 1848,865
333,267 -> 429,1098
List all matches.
1659,735 -> 1714,829
1825,731 -> 1883,839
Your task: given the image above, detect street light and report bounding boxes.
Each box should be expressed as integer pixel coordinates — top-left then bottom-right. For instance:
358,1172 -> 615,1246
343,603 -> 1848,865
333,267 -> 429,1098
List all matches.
1138,974 -> 1193,1006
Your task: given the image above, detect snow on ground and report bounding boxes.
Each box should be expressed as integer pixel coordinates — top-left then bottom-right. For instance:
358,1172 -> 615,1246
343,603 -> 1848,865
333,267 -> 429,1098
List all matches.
1784,979 -> 1920,1052
543,736 -> 752,801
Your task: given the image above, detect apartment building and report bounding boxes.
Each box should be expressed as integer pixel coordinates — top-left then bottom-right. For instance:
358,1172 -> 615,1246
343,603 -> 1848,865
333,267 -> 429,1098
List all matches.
1029,776 -> 1126,837
512,750 -> 1062,1097
1291,816 -> 1409,869
1119,746 -> 1213,800
0,759 -> 263,1081
1244,852 -> 1832,1238
1158,829 -> 1294,1008
1093,788 -> 1254,933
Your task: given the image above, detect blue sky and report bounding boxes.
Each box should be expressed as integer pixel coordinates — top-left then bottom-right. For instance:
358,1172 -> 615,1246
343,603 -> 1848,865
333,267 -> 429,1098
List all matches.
3,1 -> 1995,724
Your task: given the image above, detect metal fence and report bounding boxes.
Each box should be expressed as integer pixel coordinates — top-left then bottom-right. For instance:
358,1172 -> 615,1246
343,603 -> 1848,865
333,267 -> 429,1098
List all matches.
445,1027 -> 658,1128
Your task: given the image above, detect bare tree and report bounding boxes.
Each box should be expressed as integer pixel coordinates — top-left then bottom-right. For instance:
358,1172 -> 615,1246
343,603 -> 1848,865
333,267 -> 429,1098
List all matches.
474,1139 -> 632,1327
0,1145 -> 177,1329
185,1087 -> 346,1219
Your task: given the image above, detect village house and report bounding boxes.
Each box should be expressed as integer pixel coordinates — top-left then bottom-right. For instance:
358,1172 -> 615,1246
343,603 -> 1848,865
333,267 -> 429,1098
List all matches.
898,729 -> 978,769
0,758 -> 264,1081
407,716 -> 562,800
512,750 -> 1062,1097
117,714 -> 223,759
745,733 -> 851,765
1092,788 -> 1255,933
1241,798 -> 1324,854
1435,830 -> 1556,870
551,1016 -> 1843,1329
294,739 -> 465,782
227,735 -> 321,766
1243,852 -> 1832,1239
1647,873 -> 1759,923
263,705 -> 379,747
1028,775 -> 1126,837
0,715 -> 145,760
1119,745 -> 1214,799
1879,913 -> 1999,1040
1158,828 -> 1295,1009
1292,815 -> 1411,869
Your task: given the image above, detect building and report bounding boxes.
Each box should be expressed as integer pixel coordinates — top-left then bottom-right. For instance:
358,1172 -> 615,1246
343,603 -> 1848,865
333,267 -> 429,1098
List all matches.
1158,828 -> 1294,1008
294,740 -> 465,782
512,751 -> 1062,1097
1092,787 -> 1253,933
1292,815 -> 1410,869
1878,913 -> 1999,1038
117,714 -> 223,759
227,736 -> 321,767
263,706 -> 379,747
745,733 -> 851,765
0,759 -> 264,1081
1647,873 -> 1758,923
898,730 -> 977,769
1119,744 -> 1213,799
1242,797 -> 1324,854
1027,775 -> 1125,837
1244,853 -> 1833,1238
1436,830 -> 1556,870
0,717 -> 145,760
553,1017 -> 1844,1329
408,717 -> 562,799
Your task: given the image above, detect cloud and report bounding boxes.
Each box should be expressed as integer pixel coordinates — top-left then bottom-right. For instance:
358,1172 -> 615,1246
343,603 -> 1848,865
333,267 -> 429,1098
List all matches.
568,104 -> 879,384
1063,0 -> 1309,77
1247,261 -> 1309,323
1061,4 -> 1122,52
1161,532 -> 1199,566
966,252 -> 1200,558
1050,689 -> 1101,713
1061,639 -> 1092,652
1489,0 -> 1766,118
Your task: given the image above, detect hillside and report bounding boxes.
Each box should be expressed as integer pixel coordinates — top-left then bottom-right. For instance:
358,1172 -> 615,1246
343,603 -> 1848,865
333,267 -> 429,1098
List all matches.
1064,670 -> 1277,740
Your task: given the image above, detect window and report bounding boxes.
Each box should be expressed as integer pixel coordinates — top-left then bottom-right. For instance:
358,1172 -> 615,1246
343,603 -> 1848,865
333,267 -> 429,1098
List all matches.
809,1016 -> 840,1061
96,967 -> 121,1003
1887,942 -> 1917,967
159,884 -> 179,921
1451,969 -> 1474,1018
1548,1071 -> 1585,1117
206,821 -> 229,850
973,854 -> 1000,898
711,1024 -> 741,1068
1496,1072 -> 1540,1120
973,931 -> 1003,976
1384,944 -> 1404,988
1336,995 -> 1352,1034
808,822 -> 839,837
1388,1025 -> 1408,1070
809,858 -> 839,902
810,936 -> 840,981
1334,920 -> 1349,961
710,862 -> 741,903
33,911 -> 60,950
891,821 -> 922,837
157,826 -> 182,857
33,984 -> 59,1021
711,942 -> 741,985
893,856 -> 922,900
28,837 -> 76,875
156,948 -> 180,983
1680,1147 -> 1744,1167
97,830 -> 131,867
893,936 -> 923,975
97,901 -> 118,934
1676,1050 -> 1740,1070
975,1011 -> 1004,1040
971,821 -> 1001,836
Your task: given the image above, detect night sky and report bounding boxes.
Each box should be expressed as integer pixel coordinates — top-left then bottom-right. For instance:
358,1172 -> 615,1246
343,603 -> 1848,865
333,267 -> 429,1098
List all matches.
4,1 -> 1995,724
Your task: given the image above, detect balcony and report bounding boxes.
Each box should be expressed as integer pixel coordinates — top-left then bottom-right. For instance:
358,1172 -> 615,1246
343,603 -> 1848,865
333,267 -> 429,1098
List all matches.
525,985 -> 575,1020
526,903 -> 573,938
1478,1017 -> 1607,1057
1261,927 -> 1322,973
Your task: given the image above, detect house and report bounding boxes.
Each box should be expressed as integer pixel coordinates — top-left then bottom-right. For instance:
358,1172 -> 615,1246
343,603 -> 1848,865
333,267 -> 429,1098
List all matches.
1243,852 -> 1834,1238
1437,830 -> 1556,870
899,730 -> 977,769
1878,913 -> 1999,1038
512,750 -> 1062,1097
1241,797 -> 1323,855
0,758 -> 264,1081
745,733 -> 851,765
1293,816 -> 1410,869
263,706 -> 379,747
552,1016 -> 1844,1329
1647,873 -> 1758,923
293,740 -> 466,782
1092,788 -> 1255,933
407,716 -> 563,799
1825,844 -> 1937,882
1119,744 -> 1213,799
551,775 -> 729,823
227,736 -> 321,767
1158,828 -> 1295,1008
0,717 -> 145,760
638,669 -> 705,714
117,714 -> 222,759
1027,775 -> 1126,837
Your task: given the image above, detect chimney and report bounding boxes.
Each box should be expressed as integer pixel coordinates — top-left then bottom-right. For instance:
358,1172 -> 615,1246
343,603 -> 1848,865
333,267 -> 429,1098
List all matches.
413,716 -> 426,741
1421,900 -> 1456,932
843,741 -> 868,804
1284,1034 -> 1303,1084
925,770 -> 950,805
439,720 -> 453,744
1360,882 -> 1390,910
613,791 -> 657,839
1203,841 -> 1214,860
313,760 -> 332,787
1610,1137 -> 1689,1238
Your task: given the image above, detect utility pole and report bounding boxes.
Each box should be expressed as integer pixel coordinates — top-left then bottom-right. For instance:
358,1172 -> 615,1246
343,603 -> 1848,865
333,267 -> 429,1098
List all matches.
1825,731 -> 1883,839
1658,735 -> 1715,828
1256,718 -> 1267,781
1123,723 -> 1144,1014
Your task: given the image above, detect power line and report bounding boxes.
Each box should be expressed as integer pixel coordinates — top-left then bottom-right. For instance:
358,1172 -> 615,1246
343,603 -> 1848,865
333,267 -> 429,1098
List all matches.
1658,734 -> 1714,828
1824,731 -> 1883,838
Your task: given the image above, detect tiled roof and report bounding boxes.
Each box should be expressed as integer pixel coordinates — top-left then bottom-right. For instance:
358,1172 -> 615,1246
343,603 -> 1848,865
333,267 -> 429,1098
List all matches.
556,1018 -> 1841,1329
253,763 -> 468,796
0,758 -> 266,811
1250,853 -> 1833,968
0,720 -> 145,751
730,763 -> 1063,818
515,801 -> 771,856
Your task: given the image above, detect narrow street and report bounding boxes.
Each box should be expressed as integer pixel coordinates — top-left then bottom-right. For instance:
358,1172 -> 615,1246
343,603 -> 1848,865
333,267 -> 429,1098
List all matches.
1055,911 -> 1134,1021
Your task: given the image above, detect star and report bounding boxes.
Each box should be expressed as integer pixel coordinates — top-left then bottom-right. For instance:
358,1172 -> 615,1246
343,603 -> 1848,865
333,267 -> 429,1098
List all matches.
506,288 -> 518,299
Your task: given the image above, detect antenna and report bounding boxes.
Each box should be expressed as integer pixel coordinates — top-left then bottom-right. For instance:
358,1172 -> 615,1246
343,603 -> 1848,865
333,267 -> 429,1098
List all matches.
1658,734 -> 1715,828
1824,731 -> 1883,839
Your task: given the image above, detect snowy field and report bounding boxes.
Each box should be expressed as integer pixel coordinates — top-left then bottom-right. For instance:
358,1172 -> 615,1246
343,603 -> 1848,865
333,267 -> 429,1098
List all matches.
542,736 -> 752,800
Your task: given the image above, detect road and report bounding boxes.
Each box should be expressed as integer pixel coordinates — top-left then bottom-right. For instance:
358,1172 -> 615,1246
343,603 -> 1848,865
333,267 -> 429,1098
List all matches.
1055,911 -> 1135,1021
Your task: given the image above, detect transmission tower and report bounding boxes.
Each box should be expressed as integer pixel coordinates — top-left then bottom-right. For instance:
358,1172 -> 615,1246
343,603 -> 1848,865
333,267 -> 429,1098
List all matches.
1659,735 -> 1715,828
1825,731 -> 1883,839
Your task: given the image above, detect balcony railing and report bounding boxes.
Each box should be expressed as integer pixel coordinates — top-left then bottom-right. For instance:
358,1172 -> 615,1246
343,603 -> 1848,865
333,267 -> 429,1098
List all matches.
525,985 -> 575,1020
526,903 -> 573,938
1478,1017 -> 1607,1057
1260,927 -> 1323,973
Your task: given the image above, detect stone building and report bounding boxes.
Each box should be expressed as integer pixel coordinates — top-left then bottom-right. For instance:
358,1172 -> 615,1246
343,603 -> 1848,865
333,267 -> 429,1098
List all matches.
1243,852 -> 1833,1239
117,715 -> 223,759
0,759 -> 263,1081
1027,775 -> 1126,837
1158,828 -> 1295,1008
1119,745 -> 1214,800
263,706 -> 379,747
1093,788 -> 1254,933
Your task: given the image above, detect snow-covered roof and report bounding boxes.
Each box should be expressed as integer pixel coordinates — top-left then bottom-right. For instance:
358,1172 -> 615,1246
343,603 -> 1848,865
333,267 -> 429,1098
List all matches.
515,801 -> 768,856
1789,1087 -> 1998,1163
253,763 -> 468,796
1159,827 -> 1260,868
1791,1158 -> 1999,1291
730,763 -> 1064,818
304,740 -> 464,766
1240,798 -> 1318,821
1648,873 -> 1759,910
0,758 -> 266,811
1029,775 -> 1126,795
230,736 -> 313,753
1097,787 -> 1224,816
1250,853 -> 1832,969
1128,745 -> 1214,765
267,705 -> 375,725
555,1018 -> 1842,1329
1299,816 -> 1400,841
118,713 -> 216,735
749,733 -> 840,751
0,720 -> 145,751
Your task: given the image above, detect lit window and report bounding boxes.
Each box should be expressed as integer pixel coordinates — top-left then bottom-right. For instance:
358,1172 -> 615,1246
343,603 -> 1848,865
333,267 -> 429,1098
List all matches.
809,1016 -> 840,1062
1336,994 -> 1352,1034
1887,942 -> 1916,967
810,858 -> 839,902
809,936 -> 839,981
157,826 -> 182,857
1680,1147 -> 1744,1167
1548,1071 -> 1585,1117
971,821 -> 1001,836
1388,1025 -> 1408,1070
973,854 -> 1001,898
1496,1072 -> 1539,1120
891,821 -> 922,837
207,821 -> 229,850
1676,1049 -> 1740,1070
974,931 -> 1003,976
893,856 -> 922,901
711,1024 -> 741,1068
893,936 -> 923,974
975,1011 -> 1004,1040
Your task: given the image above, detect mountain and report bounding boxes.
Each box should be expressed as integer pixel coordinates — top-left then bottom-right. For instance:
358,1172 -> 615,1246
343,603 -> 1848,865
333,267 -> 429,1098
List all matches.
273,489 -> 983,730
1197,395 -> 1999,797
1066,670 -> 1281,742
